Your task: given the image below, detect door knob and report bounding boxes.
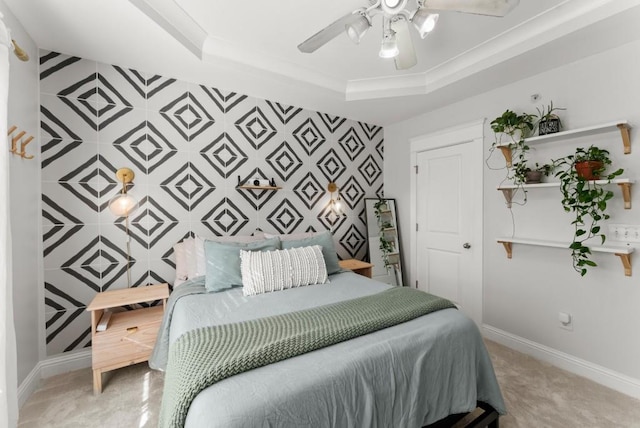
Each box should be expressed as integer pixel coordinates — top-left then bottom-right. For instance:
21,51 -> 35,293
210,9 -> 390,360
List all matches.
463,243 -> 471,249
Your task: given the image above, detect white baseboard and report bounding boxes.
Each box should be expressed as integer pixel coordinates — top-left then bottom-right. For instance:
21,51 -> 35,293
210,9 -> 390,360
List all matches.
16,364 -> 40,409
482,324 -> 640,400
17,349 -> 92,408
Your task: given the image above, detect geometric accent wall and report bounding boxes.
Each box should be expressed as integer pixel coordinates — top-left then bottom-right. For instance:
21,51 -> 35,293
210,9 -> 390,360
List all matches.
39,50 -> 384,356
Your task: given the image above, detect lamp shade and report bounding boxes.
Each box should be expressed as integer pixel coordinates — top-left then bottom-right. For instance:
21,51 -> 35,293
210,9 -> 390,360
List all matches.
412,10 -> 439,39
109,193 -> 138,217
346,14 -> 371,44
379,32 -> 399,58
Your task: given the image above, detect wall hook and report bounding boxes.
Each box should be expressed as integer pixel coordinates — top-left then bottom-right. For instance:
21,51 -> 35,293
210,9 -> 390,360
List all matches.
10,130 -> 25,154
7,125 -> 34,159
19,136 -> 34,159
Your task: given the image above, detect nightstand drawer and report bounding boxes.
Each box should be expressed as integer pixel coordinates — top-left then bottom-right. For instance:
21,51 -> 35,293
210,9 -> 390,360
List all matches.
92,306 -> 163,370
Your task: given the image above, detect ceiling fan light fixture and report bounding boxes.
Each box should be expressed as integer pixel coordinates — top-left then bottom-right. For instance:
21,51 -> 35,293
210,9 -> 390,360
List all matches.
379,31 -> 399,59
346,13 -> 371,44
412,9 -> 439,39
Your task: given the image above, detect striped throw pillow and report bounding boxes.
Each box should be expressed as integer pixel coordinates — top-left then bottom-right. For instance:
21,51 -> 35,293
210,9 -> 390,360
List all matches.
240,245 -> 329,296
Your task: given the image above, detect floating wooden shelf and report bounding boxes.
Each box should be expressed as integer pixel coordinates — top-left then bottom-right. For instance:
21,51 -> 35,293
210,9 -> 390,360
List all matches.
496,121 -> 632,167
497,178 -> 634,209
496,237 -> 634,276
237,185 -> 282,191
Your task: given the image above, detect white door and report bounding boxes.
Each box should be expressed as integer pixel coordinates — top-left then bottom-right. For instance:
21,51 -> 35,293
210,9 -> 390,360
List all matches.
414,138 -> 482,324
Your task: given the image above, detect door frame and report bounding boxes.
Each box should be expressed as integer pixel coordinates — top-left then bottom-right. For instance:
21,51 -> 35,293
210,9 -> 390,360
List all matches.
409,120 -> 485,323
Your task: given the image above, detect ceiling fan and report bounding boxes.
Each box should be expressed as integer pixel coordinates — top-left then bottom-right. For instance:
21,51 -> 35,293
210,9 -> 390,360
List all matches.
297,0 -> 520,70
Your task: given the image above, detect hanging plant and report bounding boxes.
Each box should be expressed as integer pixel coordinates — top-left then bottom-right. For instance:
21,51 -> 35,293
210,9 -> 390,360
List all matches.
554,146 -> 623,275
487,109 -> 536,205
374,199 -> 395,270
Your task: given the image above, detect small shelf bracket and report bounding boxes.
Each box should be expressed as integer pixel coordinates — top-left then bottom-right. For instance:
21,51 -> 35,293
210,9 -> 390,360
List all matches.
498,146 -> 512,168
498,241 -> 512,259
617,182 -> 632,209
617,123 -> 631,154
615,253 -> 632,277
500,189 -> 513,208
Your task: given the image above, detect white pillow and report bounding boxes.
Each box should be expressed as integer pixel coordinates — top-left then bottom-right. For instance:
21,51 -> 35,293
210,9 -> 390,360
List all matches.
240,245 -> 328,296
173,242 -> 188,287
183,237 -> 198,279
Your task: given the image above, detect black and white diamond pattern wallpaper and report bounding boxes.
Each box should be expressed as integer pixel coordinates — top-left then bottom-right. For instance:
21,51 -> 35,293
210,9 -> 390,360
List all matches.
40,50 -> 384,356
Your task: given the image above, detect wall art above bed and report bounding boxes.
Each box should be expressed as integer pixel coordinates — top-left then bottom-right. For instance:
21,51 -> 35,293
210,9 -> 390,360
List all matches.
38,50 -> 384,357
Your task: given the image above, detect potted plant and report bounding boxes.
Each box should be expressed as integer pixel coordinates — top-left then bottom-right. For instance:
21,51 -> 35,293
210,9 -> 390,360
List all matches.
513,162 -> 555,184
536,101 -> 566,135
572,146 -> 612,180
491,109 -> 536,145
554,146 -> 624,275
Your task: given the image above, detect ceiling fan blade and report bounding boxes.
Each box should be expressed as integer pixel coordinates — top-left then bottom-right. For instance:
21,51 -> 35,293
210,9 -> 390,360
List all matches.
424,0 -> 520,17
392,19 -> 417,70
297,12 -> 362,53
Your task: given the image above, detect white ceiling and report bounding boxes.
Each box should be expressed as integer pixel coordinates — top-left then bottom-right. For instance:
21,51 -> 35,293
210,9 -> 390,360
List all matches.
5,0 -> 640,125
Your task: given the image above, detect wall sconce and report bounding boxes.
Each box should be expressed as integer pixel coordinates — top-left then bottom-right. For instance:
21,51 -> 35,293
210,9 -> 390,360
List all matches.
327,182 -> 342,214
109,168 -> 138,216
109,168 -> 138,287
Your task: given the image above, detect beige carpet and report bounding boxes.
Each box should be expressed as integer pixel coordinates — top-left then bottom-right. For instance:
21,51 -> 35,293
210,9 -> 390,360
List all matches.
17,340 -> 640,427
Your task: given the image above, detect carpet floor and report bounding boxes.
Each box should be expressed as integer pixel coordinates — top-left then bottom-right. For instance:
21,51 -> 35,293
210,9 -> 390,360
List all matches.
17,340 -> 640,427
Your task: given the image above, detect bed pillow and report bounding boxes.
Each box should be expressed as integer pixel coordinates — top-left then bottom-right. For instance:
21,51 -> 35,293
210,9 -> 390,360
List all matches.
280,230 -> 341,275
204,237 -> 280,292
183,237 -> 198,279
264,231 -> 317,241
240,245 -> 328,296
173,242 -> 188,287
196,234 -> 266,278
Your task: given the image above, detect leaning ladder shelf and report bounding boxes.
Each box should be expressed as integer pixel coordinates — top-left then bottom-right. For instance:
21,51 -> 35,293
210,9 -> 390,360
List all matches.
496,121 -> 631,167
496,237 -> 634,276
497,178 -> 634,209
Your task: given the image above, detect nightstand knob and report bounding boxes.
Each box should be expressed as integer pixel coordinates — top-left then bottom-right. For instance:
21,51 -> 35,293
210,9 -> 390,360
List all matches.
126,326 -> 138,333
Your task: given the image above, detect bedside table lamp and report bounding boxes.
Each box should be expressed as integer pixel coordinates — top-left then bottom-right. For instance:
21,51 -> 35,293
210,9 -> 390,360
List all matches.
109,168 -> 138,287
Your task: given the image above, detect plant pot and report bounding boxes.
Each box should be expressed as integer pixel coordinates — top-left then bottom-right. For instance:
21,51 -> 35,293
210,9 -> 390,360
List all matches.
575,161 -> 603,180
525,171 -> 543,183
504,128 -> 523,143
538,118 -> 561,135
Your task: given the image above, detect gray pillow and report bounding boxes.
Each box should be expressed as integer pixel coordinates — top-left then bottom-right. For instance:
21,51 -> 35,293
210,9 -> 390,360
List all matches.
204,237 -> 280,292
280,230 -> 341,275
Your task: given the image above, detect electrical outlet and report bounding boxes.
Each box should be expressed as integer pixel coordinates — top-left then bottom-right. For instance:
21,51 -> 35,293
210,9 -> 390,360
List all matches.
558,312 -> 573,331
608,224 -> 640,243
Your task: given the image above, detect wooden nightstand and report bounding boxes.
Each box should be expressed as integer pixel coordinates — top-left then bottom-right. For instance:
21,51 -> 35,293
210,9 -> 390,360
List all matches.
86,284 -> 169,393
339,259 -> 374,278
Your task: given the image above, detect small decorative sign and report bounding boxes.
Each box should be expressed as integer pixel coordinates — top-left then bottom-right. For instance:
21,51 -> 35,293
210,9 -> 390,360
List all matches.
538,118 -> 560,135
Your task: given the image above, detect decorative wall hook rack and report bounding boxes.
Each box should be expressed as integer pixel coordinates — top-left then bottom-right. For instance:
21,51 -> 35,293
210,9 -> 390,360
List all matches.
7,125 -> 34,159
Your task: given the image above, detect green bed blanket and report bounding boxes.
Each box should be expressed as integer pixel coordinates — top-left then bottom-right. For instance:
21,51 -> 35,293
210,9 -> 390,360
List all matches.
159,286 -> 455,428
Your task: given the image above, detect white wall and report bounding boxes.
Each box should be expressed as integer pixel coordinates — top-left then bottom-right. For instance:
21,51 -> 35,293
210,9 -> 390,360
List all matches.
0,0 -> 41,387
385,39 -> 640,384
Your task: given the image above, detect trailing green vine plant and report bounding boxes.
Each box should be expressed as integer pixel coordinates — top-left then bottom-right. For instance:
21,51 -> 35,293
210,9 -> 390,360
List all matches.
554,146 -> 623,276
486,110 -> 536,205
373,199 -> 395,270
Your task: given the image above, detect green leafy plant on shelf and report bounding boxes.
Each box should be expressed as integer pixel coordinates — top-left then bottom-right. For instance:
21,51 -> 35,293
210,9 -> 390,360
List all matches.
554,146 -> 623,276
489,110 -> 537,204
490,109 -> 535,149
512,161 -> 556,185
373,199 -> 395,270
535,101 -> 566,135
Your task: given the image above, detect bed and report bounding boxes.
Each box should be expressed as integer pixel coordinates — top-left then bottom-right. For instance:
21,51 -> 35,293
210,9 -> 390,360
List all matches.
150,257 -> 506,428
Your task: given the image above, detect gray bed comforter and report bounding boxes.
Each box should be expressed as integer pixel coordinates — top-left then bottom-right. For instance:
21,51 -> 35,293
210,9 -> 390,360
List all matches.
151,272 -> 506,428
